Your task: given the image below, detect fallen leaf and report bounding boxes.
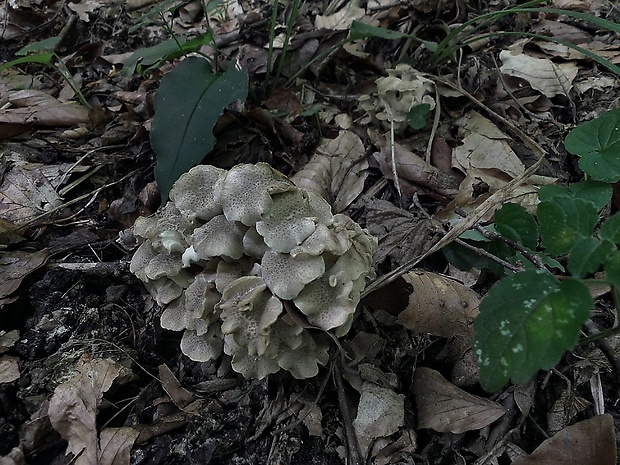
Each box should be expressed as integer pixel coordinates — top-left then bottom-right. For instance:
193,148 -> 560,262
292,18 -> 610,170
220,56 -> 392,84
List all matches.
0,250 -> 50,305
511,414 -> 616,465
48,354 -> 136,465
0,355 -> 20,383
396,271 -> 479,339
353,381 -> 405,457
0,90 -> 90,127
412,367 -> 505,433
454,111 -> 525,179
292,130 -> 369,212
499,50 -> 578,98
99,427 -> 140,465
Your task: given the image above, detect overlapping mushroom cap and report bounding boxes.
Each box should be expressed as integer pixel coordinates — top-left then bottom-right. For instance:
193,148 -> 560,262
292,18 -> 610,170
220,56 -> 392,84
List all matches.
130,163 -> 377,379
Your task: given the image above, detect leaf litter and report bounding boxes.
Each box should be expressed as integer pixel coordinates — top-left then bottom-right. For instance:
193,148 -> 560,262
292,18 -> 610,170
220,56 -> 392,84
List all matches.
0,0 -> 619,463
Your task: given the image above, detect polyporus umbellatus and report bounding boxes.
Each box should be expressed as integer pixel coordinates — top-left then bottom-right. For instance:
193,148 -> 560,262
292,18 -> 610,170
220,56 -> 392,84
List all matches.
130,163 -> 377,379
359,63 -> 436,133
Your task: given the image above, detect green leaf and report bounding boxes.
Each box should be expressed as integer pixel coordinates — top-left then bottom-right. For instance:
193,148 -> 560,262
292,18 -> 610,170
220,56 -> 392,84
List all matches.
604,250 -> 620,289
495,203 -> 539,250
538,180 -> 612,211
407,103 -> 431,130
565,108 -> 620,183
349,21 -> 411,40
122,34 -> 212,76
567,237 -> 614,278
474,271 -> 593,392
537,196 -> 599,255
0,53 -> 54,73
568,180 -> 612,211
150,58 -> 248,202
16,37 -> 61,55
599,212 -> 620,243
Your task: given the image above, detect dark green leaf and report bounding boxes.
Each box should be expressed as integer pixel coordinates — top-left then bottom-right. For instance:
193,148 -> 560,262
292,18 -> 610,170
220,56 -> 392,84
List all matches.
349,21 -> 411,40
537,197 -> 598,256
538,180 -> 612,211
599,212 -> 620,243
151,58 -> 249,202
16,37 -> 61,55
604,250 -> 620,289
567,237 -> 614,278
407,103 -> 431,130
495,202 -> 539,250
565,108 -> 620,183
0,53 -> 54,73
474,271 -> 592,392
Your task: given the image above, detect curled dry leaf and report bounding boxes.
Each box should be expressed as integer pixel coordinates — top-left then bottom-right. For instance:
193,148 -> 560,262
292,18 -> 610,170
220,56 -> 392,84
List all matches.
0,90 -> 90,128
48,354 -> 137,465
511,414 -> 616,465
454,111 -> 525,179
0,250 -> 50,306
412,367 -> 505,434
0,355 -> 20,383
499,49 -> 578,98
373,136 -> 459,197
292,130 -> 369,213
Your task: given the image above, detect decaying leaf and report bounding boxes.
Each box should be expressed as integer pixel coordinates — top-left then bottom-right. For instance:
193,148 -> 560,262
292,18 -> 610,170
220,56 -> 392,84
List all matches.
48,354 -> 137,465
396,271 -> 479,338
0,250 -> 50,306
0,163 -> 70,228
0,90 -> 90,128
499,49 -> 578,98
364,198 -> 440,267
511,414 -> 616,465
454,111 -> 525,179
412,367 -> 505,434
292,130 -> 369,213
353,381 -> 405,457
0,355 -> 20,383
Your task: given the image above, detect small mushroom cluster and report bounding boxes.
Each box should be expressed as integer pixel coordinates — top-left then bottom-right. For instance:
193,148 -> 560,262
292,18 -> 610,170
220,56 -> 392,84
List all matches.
359,63 -> 435,133
130,163 -> 377,379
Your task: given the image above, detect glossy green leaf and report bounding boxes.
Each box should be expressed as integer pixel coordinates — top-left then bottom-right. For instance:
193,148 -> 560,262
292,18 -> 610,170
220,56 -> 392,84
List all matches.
495,203 -> 539,250
537,196 -> 598,256
599,212 -> 620,243
151,58 -> 248,202
474,271 -> 593,392
16,37 -> 61,55
565,108 -> 620,183
567,237 -> 614,278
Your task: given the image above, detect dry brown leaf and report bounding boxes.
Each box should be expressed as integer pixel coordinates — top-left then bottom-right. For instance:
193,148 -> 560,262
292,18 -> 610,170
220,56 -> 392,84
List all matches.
314,0 -> 365,30
0,330 -> 19,353
292,130 -> 369,213
48,354 -> 136,465
412,367 -> 505,434
454,111 -> 525,179
0,355 -> 20,383
511,414 -> 616,465
0,90 -> 90,127
353,381 -> 405,457
396,271 -> 479,339
158,364 -> 196,409
499,50 -> 578,98
374,136 -> 459,197
364,198 -> 439,267
0,250 -> 50,304
99,427 -> 140,465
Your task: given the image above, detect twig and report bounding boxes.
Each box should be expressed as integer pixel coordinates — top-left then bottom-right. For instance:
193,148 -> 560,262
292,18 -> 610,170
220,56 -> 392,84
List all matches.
333,360 -> 363,465
453,238 -> 523,273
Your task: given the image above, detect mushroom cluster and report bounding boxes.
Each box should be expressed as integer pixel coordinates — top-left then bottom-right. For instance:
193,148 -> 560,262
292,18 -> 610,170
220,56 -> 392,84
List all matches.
130,163 -> 377,379
359,63 -> 435,133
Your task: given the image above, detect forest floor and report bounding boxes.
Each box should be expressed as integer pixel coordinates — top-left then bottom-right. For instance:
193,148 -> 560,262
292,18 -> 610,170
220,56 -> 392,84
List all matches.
1,0 -> 620,464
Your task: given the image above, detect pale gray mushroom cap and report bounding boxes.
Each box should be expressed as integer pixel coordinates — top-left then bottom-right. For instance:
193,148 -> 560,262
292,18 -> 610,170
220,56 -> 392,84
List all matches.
170,165 -> 225,222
